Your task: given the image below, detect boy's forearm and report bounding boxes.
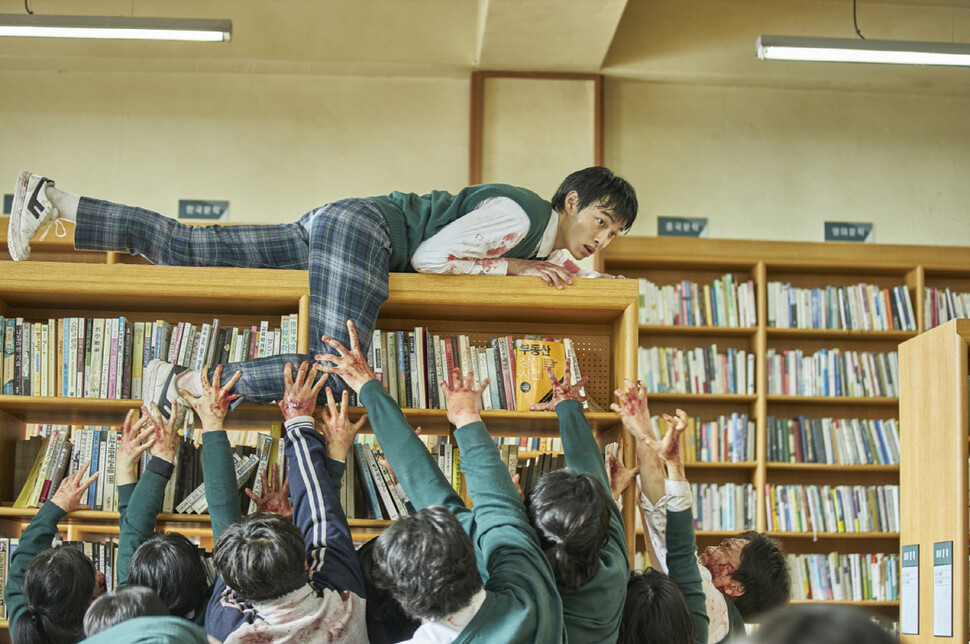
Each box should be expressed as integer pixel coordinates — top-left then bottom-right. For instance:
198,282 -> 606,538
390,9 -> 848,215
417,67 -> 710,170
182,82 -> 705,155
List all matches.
636,441 -> 667,505
201,431 -> 242,542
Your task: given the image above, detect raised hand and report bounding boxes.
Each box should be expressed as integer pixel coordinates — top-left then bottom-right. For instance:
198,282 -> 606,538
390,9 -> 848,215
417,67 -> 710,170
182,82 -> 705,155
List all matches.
180,365 -> 242,431
317,387 -> 368,461
50,464 -> 100,514
610,379 -> 658,444
642,409 -> 689,467
245,462 -> 292,519
150,401 -> 181,463
529,358 -> 588,411
314,319 -> 377,393
117,408 -> 156,486
441,368 -> 489,429
276,362 -> 327,421
606,448 -> 637,501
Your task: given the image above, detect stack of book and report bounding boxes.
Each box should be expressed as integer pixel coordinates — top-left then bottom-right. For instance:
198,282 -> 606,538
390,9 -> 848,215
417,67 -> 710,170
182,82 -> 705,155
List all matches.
0,315 -> 299,398
924,286 -> 970,330
788,552 -> 899,602
767,282 -> 916,331
638,345 -> 755,395
767,416 -> 900,465
655,413 -> 755,463
765,484 -> 900,533
637,274 -> 757,327
693,483 -> 757,531
765,348 -> 899,398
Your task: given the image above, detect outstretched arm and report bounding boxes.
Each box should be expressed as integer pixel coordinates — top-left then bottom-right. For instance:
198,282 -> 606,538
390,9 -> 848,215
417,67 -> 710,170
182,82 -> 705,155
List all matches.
315,320 -> 468,517
611,379 -> 667,505
181,365 -> 243,542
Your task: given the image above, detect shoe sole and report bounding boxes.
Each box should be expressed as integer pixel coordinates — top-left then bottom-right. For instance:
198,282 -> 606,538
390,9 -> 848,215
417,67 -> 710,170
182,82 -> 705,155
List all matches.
7,170 -> 31,261
145,359 -> 188,422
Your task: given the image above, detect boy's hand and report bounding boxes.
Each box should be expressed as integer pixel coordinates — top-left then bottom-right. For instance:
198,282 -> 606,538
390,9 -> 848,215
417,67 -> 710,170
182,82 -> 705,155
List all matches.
277,362 -> 327,421
149,401 -> 181,463
442,368 -> 489,428
117,408 -> 156,485
245,462 -> 292,519
606,449 -> 637,500
314,319 -> 377,393
180,365 -> 242,431
317,387 -> 368,461
610,379 -> 659,444
50,464 -> 99,513
529,358 -> 588,411
506,258 -> 575,289
642,409 -> 689,480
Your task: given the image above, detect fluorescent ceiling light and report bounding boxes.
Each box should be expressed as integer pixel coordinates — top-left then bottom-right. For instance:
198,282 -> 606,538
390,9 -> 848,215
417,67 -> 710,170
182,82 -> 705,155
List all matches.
757,34 -> 970,67
0,14 -> 231,42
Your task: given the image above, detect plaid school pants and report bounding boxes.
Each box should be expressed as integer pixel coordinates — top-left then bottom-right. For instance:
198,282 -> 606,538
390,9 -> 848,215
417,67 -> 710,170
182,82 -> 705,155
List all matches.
75,197 -> 391,404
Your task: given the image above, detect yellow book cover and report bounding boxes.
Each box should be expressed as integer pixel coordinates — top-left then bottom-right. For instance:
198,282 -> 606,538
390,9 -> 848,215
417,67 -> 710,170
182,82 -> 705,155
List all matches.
514,339 -> 566,411
13,434 -> 52,508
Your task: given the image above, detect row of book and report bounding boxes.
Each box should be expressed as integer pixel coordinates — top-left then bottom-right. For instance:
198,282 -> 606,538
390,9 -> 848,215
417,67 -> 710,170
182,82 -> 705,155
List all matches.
636,274 -> 757,327
369,329 -> 587,412
693,483 -> 757,531
924,286 -> 970,331
655,413 -> 756,463
0,315 -> 299,399
788,552 -> 899,602
766,282 -> 917,332
765,348 -> 899,398
766,416 -> 900,466
638,345 -> 756,395
13,423 -> 286,516
764,484 -> 900,534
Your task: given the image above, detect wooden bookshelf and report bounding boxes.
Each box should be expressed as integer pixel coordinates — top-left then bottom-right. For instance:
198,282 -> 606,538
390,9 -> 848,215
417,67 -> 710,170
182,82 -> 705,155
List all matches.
600,236 -> 970,621
898,318 -> 970,643
0,257 -> 639,637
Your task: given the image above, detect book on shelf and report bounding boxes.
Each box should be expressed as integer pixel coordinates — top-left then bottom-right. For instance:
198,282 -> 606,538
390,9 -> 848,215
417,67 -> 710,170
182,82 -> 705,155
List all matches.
513,339 -> 566,411
765,348 -> 898,398
787,552 -> 899,602
0,315 -> 297,400
692,483 -> 757,531
767,281 -> 916,332
766,416 -> 900,465
637,274 -> 757,327
764,483 -> 899,534
638,345 -> 754,395
924,286 -> 970,331
655,412 -> 755,463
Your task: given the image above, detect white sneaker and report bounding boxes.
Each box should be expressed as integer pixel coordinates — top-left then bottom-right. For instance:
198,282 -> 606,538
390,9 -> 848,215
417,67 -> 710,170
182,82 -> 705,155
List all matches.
143,359 -> 191,425
8,170 -> 58,261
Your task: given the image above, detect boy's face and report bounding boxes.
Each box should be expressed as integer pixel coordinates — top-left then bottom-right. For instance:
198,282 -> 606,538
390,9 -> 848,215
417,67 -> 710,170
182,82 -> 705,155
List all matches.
698,537 -> 747,597
556,191 -> 626,260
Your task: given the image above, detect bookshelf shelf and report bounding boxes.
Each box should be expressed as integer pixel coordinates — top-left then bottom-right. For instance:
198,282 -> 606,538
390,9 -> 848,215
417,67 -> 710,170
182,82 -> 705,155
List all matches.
596,235 -> 970,621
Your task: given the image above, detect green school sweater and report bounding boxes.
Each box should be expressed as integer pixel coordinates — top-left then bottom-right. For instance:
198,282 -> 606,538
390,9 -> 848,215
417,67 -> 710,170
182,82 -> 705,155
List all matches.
666,508 -> 710,644
555,400 -> 630,643
4,501 -> 64,636
80,615 -> 210,643
358,379 -> 567,644
368,184 -> 553,272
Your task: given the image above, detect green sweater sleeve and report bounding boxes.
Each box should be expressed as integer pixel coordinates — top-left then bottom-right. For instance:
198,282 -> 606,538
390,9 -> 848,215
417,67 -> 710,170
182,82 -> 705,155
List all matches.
5,501 -> 66,633
202,432 -> 242,543
116,458 -> 173,587
666,508 -> 709,644
358,379 -> 467,516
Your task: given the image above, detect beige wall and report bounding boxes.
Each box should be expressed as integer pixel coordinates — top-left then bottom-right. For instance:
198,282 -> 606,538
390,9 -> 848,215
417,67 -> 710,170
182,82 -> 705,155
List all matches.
1,66 -> 969,246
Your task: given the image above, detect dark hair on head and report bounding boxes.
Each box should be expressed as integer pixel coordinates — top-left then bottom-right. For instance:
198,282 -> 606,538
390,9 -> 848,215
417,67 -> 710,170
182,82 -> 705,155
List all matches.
731,531 -> 791,619
370,506 -> 482,621
618,569 -> 695,644
127,532 -> 208,617
14,545 -> 96,644
83,585 -> 169,637
213,512 -> 307,602
525,468 -> 611,590
550,166 -> 638,230
357,537 -> 421,644
748,603 -> 897,644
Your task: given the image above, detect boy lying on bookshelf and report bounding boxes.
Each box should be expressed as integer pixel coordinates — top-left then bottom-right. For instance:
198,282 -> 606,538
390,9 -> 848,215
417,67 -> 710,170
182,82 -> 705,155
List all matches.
317,319 -> 566,643
5,464 -> 103,644
612,380 -> 790,643
524,361 -> 630,643
114,401 -> 214,626
195,361 -> 368,643
8,167 -> 637,419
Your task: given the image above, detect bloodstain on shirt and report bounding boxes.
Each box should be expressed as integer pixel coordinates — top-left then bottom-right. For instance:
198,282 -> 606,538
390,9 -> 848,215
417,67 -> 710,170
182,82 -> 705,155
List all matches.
561,260 -> 581,275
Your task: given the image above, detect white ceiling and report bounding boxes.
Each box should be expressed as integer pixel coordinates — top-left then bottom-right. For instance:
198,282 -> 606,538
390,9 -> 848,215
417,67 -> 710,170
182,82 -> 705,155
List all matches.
1,0 -> 969,95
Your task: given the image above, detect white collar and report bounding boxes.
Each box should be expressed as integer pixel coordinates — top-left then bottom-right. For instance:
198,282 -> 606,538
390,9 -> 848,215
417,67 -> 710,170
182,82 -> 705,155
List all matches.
535,209 -> 559,258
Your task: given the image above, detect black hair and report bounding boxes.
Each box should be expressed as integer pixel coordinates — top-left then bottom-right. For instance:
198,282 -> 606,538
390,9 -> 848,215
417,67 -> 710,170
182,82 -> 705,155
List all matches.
748,603 -> 897,644
550,166 -> 638,231
83,585 -> 169,637
127,532 -> 208,617
13,545 -> 97,644
525,468 -> 611,590
357,537 -> 421,644
618,569 -> 695,644
731,531 -> 791,619
213,512 -> 307,602
370,505 -> 482,621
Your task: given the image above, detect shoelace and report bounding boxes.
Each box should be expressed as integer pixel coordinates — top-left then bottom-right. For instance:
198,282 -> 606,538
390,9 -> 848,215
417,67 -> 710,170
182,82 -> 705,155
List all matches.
36,216 -> 68,242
